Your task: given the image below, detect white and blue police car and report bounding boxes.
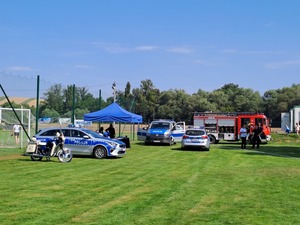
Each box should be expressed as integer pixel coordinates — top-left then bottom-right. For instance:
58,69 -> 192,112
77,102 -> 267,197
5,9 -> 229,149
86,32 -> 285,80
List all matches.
33,127 -> 126,159
137,120 -> 185,145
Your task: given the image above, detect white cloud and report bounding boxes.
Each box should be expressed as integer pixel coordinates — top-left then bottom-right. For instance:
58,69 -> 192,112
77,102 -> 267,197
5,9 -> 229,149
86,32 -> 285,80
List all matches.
265,60 -> 300,69
92,42 -> 159,53
220,49 -> 238,54
8,66 -> 32,71
264,22 -> 276,27
167,47 -> 194,54
74,64 -> 93,69
220,49 -> 284,55
92,42 -> 196,54
134,45 -> 158,51
194,60 -> 219,66
92,42 -> 130,53
243,50 -> 284,55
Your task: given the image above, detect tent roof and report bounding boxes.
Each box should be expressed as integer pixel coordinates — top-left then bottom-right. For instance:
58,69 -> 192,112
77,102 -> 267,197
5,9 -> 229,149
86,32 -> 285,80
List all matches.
84,102 -> 142,123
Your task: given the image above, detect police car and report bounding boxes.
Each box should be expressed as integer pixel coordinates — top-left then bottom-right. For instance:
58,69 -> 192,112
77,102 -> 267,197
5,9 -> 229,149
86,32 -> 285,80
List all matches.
33,127 -> 126,159
137,120 -> 185,145
181,128 -> 210,151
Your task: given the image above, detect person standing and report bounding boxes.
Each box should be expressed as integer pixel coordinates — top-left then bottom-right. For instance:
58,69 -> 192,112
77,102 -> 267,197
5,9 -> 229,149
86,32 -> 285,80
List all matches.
99,126 -> 109,137
12,123 -> 21,144
296,122 -> 300,136
285,125 -> 290,135
105,123 -> 116,138
239,125 -> 247,149
98,127 -> 104,136
247,122 -> 254,143
251,123 -> 263,149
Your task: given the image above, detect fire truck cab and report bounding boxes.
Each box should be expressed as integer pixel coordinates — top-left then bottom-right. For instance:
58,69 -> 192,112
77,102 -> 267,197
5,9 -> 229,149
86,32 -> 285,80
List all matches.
193,112 -> 271,144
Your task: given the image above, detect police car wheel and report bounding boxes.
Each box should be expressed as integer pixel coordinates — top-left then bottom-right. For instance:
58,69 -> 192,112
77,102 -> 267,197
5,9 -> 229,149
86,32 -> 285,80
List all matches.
169,137 -> 174,146
93,146 -> 107,159
31,156 -> 43,161
209,135 -> 216,144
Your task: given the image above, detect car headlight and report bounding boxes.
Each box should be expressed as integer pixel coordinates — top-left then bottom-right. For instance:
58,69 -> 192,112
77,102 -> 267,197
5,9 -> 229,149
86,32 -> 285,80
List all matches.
164,131 -> 170,137
106,141 -> 118,148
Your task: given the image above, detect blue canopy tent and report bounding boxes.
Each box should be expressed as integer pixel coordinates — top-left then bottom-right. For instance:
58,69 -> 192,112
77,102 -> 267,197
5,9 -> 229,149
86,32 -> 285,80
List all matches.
84,102 -> 142,123
84,102 -> 142,140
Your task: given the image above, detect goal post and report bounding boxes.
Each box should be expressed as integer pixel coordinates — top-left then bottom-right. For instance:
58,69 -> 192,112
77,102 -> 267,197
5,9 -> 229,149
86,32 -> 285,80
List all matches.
0,107 -> 34,148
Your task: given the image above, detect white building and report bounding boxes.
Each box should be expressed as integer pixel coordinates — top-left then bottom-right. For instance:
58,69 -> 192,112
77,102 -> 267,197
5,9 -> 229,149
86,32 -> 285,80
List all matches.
281,105 -> 300,132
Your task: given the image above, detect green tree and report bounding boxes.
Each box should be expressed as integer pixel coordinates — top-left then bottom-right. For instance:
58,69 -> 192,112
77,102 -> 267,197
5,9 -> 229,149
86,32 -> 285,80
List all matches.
262,84 -> 300,121
262,90 -> 279,119
212,84 -> 262,112
134,79 -> 160,123
208,90 -> 229,111
157,89 -> 191,121
63,85 -> 74,113
77,87 -> 99,112
43,84 -> 64,114
1,101 -> 22,109
40,108 -> 60,119
125,82 -> 131,99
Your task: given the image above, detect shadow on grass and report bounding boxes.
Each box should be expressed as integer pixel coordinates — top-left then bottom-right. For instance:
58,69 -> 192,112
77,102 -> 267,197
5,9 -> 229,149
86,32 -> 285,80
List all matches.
244,146 -> 300,159
217,143 -> 300,159
19,155 -> 123,162
72,155 -> 123,160
171,146 -> 210,152
18,157 -> 60,163
132,142 -> 175,147
135,142 -> 175,146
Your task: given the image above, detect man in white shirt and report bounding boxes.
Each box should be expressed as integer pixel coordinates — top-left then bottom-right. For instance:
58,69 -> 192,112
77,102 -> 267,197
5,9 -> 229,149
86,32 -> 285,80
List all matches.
239,125 -> 247,149
12,124 -> 21,144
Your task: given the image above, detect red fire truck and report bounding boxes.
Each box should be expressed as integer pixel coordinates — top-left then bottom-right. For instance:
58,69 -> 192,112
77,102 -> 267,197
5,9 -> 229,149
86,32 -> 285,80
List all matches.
193,112 -> 271,144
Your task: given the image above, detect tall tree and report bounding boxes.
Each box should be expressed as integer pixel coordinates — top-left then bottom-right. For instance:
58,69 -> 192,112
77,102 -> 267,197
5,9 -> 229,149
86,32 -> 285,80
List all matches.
213,84 -> 262,112
262,90 -> 279,119
63,85 -> 74,113
43,84 -> 64,114
134,79 -> 160,123
77,87 -> 98,112
208,90 -> 229,111
157,89 -> 191,121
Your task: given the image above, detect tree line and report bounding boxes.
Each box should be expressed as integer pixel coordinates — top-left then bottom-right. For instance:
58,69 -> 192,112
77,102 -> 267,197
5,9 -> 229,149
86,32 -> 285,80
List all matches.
2,80 -> 300,126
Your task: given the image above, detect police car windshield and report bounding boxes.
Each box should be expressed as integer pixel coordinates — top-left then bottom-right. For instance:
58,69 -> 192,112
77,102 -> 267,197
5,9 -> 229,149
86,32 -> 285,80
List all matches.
151,122 -> 170,129
186,130 -> 205,136
81,128 -> 103,138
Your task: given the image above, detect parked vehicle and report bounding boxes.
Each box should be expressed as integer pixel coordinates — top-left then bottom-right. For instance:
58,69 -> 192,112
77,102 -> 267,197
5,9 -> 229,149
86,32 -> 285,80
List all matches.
193,112 -> 271,144
137,120 -> 185,145
24,133 -> 73,163
181,128 -> 210,151
32,127 -> 126,159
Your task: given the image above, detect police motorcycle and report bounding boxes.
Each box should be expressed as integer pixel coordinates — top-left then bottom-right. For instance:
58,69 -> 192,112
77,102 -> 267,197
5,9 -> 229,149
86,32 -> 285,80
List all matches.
24,132 -> 73,163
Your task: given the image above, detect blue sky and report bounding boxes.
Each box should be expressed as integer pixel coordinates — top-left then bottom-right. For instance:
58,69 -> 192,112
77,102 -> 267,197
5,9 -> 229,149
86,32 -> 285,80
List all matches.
1,0 -> 300,100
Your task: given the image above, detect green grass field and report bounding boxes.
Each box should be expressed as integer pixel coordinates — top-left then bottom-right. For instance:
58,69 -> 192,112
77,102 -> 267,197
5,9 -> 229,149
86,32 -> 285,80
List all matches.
0,133 -> 299,225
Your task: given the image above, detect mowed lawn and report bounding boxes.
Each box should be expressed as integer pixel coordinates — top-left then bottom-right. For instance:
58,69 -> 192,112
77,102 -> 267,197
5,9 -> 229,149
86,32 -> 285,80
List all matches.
0,135 -> 300,225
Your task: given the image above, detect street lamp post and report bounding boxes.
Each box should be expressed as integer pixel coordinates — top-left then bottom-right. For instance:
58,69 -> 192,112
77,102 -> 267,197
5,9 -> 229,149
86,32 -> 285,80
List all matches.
112,82 -> 117,133
112,82 -> 116,102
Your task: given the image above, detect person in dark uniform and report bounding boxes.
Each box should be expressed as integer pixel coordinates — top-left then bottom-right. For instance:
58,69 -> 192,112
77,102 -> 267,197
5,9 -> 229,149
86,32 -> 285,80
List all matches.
105,124 -> 116,138
251,123 -> 263,149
